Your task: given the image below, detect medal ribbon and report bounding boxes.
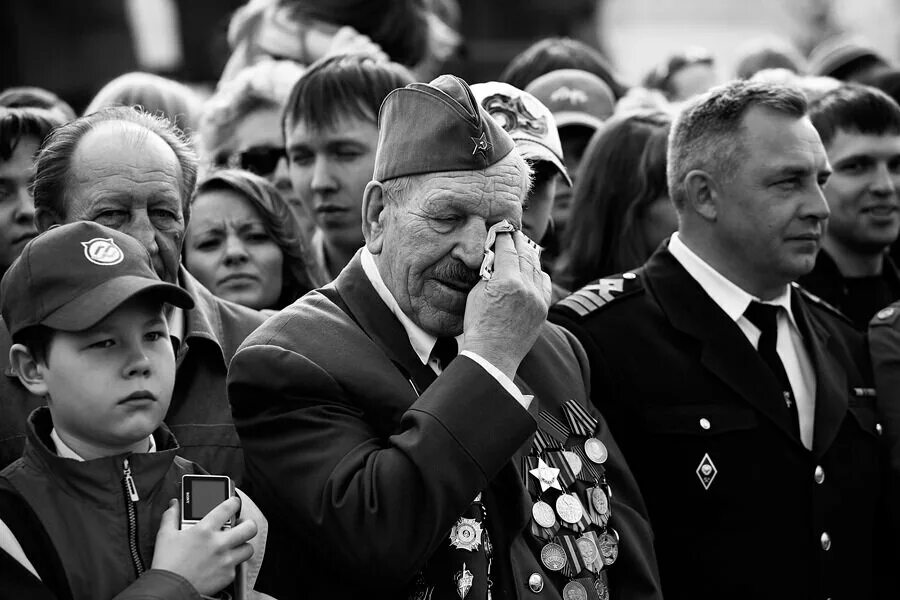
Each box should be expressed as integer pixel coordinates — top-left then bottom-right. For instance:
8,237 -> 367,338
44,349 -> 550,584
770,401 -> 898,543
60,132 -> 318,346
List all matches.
539,411 -> 571,444
563,400 -> 598,437
570,444 -> 602,482
532,428 -> 560,456
558,534 -> 586,578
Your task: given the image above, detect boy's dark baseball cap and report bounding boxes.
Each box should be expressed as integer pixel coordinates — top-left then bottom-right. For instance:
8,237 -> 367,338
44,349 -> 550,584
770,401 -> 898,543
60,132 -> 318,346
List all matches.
1,221 -> 194,337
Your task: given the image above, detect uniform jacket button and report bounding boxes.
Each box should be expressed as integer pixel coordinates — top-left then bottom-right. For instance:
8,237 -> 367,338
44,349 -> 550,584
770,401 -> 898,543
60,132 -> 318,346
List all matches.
814,465 -> 825,484
699,418 -> 711,430
876,423 -> 883,436
820,532 -> 831,551
528,573 -> 544,593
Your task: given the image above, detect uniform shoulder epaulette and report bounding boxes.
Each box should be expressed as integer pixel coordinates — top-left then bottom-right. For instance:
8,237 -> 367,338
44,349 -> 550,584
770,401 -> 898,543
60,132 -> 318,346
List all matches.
792,283 -> 854,326
869,301 -> 900,328
554,271 -> 644,318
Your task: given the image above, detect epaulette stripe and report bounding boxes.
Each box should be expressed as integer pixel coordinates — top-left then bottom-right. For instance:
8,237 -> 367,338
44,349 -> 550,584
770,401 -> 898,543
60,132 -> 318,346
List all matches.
559,290 -> 609,316
557,294 -> 594,317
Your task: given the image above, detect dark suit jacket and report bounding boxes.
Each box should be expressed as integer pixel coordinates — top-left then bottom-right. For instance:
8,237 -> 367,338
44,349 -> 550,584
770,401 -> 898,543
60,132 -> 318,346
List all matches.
0,267 -> 265,482
551,246 -> 890,600
227,254 -> 661,600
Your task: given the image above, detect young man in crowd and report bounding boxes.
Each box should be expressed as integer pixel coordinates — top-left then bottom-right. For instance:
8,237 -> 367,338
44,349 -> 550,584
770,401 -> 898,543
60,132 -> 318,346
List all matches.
799,83 -> 900,328
282,54 -> 414,283
0,106 -> 65,279
0,221 -> 261,599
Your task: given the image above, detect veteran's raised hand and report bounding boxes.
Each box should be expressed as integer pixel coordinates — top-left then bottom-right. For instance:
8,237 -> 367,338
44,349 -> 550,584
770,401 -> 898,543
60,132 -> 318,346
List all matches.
462,230 -> 551,380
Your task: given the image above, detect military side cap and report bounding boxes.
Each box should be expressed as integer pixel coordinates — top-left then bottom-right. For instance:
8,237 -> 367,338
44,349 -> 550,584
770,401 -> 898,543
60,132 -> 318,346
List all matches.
374,75 -> 517,182
1,221 -> 194,337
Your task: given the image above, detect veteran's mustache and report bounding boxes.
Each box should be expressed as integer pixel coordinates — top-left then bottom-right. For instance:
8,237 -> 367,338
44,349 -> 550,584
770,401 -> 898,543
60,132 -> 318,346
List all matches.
435,260 -> 481,288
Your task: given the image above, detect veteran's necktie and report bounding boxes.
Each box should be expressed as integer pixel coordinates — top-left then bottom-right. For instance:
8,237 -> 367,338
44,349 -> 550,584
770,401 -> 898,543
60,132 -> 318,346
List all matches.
432,337 -> 459,374
744,301 -> 800,437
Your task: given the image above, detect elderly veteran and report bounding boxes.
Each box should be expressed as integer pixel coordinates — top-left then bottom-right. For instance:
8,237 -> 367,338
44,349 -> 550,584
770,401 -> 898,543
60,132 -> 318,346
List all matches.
227,76 -> 661,600
0,107 -> 266,481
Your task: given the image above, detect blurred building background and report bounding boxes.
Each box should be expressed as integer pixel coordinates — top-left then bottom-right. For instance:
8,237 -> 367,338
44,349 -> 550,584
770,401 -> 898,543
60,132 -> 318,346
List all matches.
1,0 -> 898,111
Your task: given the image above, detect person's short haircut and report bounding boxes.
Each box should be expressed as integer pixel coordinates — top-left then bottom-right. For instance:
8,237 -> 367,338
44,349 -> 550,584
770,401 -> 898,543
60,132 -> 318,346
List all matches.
84,72 -> 202,136
200,59 -> 305,157
500,37 -> 627,100
32,106 -> 198,228
667,80 -> 807,210
0,86 -> 77,121
809,83 -> 900,147
187,168 -> 316,308
282,54 -> 415,134
0,106 -> 66,162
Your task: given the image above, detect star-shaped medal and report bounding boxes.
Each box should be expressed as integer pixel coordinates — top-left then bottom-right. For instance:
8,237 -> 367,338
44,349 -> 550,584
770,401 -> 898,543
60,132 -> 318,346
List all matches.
471,131 -> 491,156
529,457 -> 562,492
449,517 -> 483,551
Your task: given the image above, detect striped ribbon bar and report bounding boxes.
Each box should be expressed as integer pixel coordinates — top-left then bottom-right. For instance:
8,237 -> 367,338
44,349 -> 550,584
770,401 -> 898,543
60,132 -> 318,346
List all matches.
539,411 -> 571,443
563,399 -> 598,437
558,534 -> 587,578
543,449 -> 577,489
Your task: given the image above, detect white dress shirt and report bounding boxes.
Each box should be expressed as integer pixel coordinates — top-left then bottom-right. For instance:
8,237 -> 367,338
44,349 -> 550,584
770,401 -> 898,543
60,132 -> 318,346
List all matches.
361,249 -> 532,410
51,428 -> 156,461
668,233 -> 817,449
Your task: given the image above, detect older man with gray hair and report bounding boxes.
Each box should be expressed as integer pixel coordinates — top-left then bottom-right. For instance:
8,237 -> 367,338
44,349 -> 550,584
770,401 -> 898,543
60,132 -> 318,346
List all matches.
228,75 -> 660,600
0,107 -> 266,481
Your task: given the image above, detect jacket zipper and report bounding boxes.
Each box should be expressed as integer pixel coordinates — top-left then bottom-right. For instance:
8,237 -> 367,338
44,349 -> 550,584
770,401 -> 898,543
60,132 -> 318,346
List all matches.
122,458 -> 145,577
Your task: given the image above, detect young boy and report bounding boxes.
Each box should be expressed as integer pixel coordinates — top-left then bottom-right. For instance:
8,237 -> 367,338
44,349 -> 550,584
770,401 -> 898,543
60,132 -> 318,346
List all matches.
0,221 -> 260,599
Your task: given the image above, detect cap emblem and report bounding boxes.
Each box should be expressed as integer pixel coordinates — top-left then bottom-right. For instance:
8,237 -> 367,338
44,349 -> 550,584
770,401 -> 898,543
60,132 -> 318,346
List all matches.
550,86 -> 588,105
471,132 -> 492,156
82,237 -> 125,266
481,93 -> 548,136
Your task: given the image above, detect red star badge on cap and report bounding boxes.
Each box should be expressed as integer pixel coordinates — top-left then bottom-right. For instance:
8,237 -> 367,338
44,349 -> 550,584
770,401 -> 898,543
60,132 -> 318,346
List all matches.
471,131 -> 491,156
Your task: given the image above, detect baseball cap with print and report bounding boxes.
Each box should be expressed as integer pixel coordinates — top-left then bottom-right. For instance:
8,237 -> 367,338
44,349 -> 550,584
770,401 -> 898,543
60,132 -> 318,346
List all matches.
1,221 -> 194,337
471,81 -> 572,187
525,68 -> 616,132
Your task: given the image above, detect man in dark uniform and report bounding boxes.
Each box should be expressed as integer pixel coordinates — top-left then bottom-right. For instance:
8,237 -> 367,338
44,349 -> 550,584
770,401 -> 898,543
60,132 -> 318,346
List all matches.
798,84 -> 900,329
228,76 -> 661,600
551,80 -> 890,599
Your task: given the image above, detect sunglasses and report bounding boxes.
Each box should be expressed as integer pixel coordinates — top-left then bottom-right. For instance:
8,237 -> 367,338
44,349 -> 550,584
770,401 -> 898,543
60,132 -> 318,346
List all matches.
217,146 -> 286,176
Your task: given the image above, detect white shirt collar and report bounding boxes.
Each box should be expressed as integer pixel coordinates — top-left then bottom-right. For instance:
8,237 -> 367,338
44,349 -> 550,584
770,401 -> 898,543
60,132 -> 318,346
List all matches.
668,232 -> 797,325
360,248 -> 461,366
50,428 -> 156,462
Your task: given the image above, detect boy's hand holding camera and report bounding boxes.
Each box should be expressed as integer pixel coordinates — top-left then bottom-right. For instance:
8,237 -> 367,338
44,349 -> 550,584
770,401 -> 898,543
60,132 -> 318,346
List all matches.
153,497 -> 258,596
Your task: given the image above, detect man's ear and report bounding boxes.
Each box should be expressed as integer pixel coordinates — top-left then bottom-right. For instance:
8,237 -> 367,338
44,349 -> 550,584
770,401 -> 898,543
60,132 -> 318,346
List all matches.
9,344 -> 49,397
34,207 -> 61,234
362,180 -> 387,255
683,170 -> 719,222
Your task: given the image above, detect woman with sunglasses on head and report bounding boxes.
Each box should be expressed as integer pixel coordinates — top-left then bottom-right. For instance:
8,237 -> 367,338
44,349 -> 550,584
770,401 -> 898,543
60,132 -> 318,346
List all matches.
184,169 -> 317,311
555,110 -> 677,292
198,59 -> 315,241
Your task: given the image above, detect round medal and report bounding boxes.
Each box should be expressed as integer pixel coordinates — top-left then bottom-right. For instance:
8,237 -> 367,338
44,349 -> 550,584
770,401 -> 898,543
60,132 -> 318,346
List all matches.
584,437 -> 608,464
562,580 -> 588,600
595,572 -> 611,600
532,500 -> 557,528
555,493 -> 584,524
562,450 -> 583,475
576,535 -> 599,564
540,542 -> 567,571
598,531 -> 619,566
590,487 -> 610,525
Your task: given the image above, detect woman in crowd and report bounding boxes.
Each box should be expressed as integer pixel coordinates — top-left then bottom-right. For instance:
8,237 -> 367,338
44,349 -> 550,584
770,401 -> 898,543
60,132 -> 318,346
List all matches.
555,110 -> 676,291
184,169 -> 316,310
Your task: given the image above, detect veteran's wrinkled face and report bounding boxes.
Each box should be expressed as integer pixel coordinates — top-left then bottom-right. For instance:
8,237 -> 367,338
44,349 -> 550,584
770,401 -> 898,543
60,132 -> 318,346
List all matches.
369,154 -> 529,337
62,122 -> 185,284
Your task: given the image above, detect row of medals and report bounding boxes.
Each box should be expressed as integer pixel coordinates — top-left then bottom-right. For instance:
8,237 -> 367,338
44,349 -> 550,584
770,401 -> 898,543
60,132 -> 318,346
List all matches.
533,436 -> 617,600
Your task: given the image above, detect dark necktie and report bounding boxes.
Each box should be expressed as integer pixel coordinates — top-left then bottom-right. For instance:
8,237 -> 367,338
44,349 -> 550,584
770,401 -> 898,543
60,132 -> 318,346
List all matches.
743,302 -> 800,437
432,337 -> 458,372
